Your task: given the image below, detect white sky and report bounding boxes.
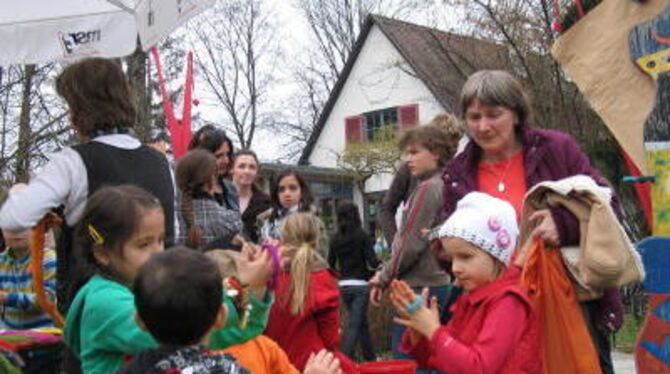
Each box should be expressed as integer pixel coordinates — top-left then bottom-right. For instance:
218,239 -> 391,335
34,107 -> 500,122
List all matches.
187,0 -> 463,163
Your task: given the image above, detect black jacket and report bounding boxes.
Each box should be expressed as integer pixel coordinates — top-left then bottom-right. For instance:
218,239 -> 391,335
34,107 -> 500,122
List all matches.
328,228 -> 380,281
117,345 -> 249,374
241,190 -> 271,243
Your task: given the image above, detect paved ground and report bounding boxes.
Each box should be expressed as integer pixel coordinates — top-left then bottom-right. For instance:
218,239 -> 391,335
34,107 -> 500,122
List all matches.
612,351 -> 636,374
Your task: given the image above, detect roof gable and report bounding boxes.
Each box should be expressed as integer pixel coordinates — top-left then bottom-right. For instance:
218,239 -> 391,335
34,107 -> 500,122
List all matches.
299,15 -> 512,165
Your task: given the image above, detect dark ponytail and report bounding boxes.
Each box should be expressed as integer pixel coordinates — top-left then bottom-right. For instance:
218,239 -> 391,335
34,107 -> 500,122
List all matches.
181,193 -> 202,249
176,150 -> 218,250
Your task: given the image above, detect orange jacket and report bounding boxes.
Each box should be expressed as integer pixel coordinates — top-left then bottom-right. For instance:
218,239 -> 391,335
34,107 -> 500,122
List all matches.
222,335 -> 300,374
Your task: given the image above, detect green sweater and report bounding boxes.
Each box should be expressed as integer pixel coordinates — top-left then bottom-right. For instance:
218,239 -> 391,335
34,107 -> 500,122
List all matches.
64,275 -> 272,374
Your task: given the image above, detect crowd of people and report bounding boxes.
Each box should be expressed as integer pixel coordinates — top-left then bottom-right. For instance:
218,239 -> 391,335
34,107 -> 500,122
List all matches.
0,57 -> 628,374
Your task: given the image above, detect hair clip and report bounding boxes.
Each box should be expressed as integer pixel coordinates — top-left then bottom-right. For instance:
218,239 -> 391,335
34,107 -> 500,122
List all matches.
88,224 -> 105,246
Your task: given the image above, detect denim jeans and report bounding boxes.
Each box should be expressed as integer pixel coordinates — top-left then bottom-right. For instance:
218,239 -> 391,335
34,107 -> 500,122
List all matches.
391,285 -> 451,374
340,285 -> 376,361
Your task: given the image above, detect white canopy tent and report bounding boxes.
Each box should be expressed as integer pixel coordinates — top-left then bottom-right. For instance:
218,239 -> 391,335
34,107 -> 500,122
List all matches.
0,0 -> 214,65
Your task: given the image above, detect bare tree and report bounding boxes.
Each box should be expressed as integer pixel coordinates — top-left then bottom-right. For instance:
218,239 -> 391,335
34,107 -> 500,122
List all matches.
442,0 -> 649,239
0,37 -> 189,185
125,45 -> 152,142
15,64 -> 36,182
297,0 -> 428,84
124,35 -> 189,143
0,63 -> 71,183
189,0 -> 278,149
276,0 -> 427,161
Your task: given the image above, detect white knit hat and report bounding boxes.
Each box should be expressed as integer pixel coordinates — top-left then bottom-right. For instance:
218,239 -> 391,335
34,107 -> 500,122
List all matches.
437,192 -> 519,265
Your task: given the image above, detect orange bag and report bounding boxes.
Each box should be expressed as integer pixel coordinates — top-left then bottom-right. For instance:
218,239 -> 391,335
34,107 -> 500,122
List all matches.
520,239 -> 601,374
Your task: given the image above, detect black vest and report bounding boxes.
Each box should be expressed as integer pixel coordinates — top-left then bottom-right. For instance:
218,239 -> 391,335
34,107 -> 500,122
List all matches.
73,142 -> 175,242
57,142 -> 175,311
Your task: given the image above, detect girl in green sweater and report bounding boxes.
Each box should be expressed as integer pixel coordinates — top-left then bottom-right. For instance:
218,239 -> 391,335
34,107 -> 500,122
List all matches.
64,185 -> 273,374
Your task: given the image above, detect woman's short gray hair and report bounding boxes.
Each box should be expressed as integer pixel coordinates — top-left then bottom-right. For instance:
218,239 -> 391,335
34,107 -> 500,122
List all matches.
460,70 -> 533,129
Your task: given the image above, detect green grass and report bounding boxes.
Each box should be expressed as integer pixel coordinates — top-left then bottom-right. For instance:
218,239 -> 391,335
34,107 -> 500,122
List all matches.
613,313 -> 645,354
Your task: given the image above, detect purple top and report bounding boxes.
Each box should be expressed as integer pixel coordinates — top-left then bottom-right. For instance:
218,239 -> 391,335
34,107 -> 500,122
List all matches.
441,126 -> 621,247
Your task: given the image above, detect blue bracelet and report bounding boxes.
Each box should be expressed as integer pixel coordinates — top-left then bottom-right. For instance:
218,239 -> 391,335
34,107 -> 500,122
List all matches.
404,295 -> 423,314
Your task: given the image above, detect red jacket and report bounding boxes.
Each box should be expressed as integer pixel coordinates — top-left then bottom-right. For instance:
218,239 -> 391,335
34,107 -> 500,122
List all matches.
401,267 -> 540,374
265,269 -> 357,373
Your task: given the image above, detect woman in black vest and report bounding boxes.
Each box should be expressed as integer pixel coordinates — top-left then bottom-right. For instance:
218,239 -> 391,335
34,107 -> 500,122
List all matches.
0,58 -> 176,311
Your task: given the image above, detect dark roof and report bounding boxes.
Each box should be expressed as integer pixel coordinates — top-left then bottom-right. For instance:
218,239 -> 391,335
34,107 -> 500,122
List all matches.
299,15 -> 511,165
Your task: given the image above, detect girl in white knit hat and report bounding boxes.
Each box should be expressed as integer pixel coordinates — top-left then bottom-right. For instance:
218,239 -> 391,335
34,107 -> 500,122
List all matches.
389,192 -> 540,374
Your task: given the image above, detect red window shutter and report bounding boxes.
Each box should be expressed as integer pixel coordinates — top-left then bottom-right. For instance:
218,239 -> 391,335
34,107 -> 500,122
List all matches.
345,116 -> 365,144
398,104 -> 419,129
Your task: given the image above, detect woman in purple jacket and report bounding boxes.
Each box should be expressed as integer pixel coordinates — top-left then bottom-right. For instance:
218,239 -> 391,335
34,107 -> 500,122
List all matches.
441,70 -> 622,374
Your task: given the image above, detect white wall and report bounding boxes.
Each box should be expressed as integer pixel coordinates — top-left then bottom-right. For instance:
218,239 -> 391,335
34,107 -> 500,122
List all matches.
307,24 -> 447,194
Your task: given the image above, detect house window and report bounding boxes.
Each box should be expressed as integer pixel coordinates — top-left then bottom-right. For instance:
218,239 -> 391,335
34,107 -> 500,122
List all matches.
344,104 -> 419,145
364,107 -> 398,141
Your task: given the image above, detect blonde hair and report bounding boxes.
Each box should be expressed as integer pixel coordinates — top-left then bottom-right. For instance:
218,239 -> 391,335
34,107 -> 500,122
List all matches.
428,113 -> 464,157
205,249 -> 242,279
280,213 -> 321,315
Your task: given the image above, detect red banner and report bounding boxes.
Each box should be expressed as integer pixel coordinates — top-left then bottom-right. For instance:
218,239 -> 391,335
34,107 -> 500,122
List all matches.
150,47 -> 193,159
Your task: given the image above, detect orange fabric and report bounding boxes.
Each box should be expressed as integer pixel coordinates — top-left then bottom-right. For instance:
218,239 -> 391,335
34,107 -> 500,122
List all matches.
477,151 -> 526,219
30,214 -> 64,327
222,335 -> 300,374
519,240 -> 601,374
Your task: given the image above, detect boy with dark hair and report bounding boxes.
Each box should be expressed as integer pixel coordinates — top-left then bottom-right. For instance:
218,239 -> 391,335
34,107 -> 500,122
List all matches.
117,248 -> 249,374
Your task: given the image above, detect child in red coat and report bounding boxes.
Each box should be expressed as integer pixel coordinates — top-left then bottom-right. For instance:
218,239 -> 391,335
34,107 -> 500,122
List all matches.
265,212 -> 357,373
391,192 -> 540,374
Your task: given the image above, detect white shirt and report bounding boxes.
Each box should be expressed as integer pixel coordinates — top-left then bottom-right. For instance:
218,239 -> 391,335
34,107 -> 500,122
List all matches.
0,134 -> 179,237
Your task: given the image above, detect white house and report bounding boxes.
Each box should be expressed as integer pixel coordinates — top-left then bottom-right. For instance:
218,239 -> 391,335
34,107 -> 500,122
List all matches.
299,15 -> 510,233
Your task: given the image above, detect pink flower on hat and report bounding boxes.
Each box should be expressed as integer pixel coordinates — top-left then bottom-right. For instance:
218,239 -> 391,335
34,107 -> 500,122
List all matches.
488,217 -> 501,231
496,229 -> 511,249
437,192 -> 519,265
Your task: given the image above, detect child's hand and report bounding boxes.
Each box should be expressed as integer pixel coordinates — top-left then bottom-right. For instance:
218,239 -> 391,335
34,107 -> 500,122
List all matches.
513,238 -> 532,268
263,238 -> 281,249
368,271 -> 383,307
303,350 -> 342,374
389,280 -> 440,341
237,244 -> 272,291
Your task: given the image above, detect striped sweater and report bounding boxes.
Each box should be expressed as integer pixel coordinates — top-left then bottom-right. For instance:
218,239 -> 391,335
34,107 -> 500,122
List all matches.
0,247 -> 56,329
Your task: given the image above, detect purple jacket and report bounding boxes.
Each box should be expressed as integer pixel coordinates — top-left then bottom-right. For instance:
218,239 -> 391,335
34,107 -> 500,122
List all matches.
442,126 -> 621,247
441,126 -> 623,333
